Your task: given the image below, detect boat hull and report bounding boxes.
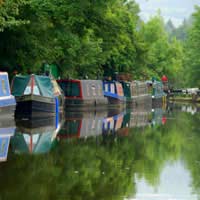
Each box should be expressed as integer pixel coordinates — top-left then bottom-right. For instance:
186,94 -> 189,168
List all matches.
15,94 -> 56,119
0,105 -> 16,118
0,96 -> 16,118
64,98 -> 109,111
126,94 -> 152,109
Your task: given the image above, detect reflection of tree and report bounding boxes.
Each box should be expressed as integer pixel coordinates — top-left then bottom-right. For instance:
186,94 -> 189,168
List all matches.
181,112 -> 200,197
0,137 -> 136,200
0,110 -> 200,199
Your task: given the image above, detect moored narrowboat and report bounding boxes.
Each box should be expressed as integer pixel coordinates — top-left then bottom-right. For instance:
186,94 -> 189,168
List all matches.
57,79 -> 108,111
121,80 -> 152,108
146,80 -> 167,107
11,74 -> 63,119
103,81 -> 126,105
0,72 -> 16,118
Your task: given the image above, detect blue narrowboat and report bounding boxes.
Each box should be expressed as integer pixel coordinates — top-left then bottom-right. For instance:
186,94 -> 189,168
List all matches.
103,81 -> 126,105
0,72 -> 16,118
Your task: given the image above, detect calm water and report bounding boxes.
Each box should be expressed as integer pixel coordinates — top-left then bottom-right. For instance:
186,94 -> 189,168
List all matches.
0,103 -> 200,200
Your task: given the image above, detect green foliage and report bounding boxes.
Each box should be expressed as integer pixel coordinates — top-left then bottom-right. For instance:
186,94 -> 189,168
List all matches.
184,6 -> 200,87
0,0 -> 184,81
139,15 -> 183,82
0,0 -> 29,32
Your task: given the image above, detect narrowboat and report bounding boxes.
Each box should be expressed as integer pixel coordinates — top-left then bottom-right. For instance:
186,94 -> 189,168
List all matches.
0,72 -> 16,118
57,79 -> 108,111
0,118 -> 15,162
103,81 -> 126,105
11,74 -> 63,119
146,80 -> 167,107
121,80 -> 152,108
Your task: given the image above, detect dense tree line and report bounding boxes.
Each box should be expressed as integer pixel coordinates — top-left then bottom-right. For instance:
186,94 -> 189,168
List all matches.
0,1 -> 199,87
167,6 -> 200,88
0,0 -> 185,81
184,6 -> 200,87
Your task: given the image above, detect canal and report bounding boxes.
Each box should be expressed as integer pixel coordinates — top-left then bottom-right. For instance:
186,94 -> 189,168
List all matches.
0,103 -> 200,200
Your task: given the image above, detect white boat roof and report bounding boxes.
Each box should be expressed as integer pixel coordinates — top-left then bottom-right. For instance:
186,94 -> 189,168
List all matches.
0,72 -> 8,75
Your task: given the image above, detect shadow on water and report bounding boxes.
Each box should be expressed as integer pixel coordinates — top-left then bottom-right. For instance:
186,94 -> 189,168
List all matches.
0,103 -> 200,200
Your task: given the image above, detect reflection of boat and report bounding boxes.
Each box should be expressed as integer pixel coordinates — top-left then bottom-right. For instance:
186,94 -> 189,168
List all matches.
11,117 -> 61,154
57,79 -> 108,111
57,112 -> 105,139
58,107 -> 154,140
167,102 -> 200,115
11,74 -> 63,119
0,119 -> 15,162
0,72 -> 16,118
102,112 -> 124,135
129,111 -> 151,128
151,108 -> 166,126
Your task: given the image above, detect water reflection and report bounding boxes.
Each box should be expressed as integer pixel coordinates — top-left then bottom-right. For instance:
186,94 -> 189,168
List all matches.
0,118 -> 15,161
0,103 -> 200,200
168,102 -> 200,115
134,161 -> 197,200
57,107 -> 153,140
11,117 -> 61,154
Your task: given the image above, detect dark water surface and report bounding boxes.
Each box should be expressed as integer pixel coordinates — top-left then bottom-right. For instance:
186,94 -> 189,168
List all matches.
0,103 -> 200,200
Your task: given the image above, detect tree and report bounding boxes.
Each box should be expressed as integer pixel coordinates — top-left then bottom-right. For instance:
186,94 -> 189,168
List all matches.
0,0 -> 29,32
184,6 -> 200,87
139,14 -> 183,82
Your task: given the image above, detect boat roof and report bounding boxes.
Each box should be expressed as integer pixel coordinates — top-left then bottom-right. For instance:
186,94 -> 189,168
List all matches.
0,72 -> 8,75
12,74 -> 54,97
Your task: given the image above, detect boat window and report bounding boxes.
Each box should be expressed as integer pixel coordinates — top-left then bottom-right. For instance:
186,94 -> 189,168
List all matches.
91,85 -> 96,96
1,79 -> 7,95
104,84 -> 109,92
59,82 -> 80,97
24,79 -> 31,95
70,82 -> 80,96
33,85 -> 40,95
110,84 -> 115,93
116,83 -> 123,96
24,86 -> 31,95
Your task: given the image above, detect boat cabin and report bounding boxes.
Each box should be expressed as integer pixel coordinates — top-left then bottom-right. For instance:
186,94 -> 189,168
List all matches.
0,72 -> 16,116
11,74 -> 55,98
57,79 -> 108,109
146,80 -> 166,99
103,81 -> 125,104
